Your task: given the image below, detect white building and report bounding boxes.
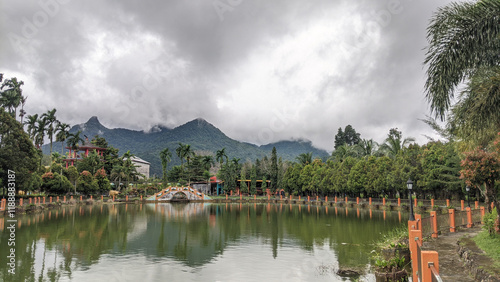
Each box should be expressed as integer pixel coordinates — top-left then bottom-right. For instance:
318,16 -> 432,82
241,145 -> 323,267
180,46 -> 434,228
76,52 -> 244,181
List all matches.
131,156 -> 150,179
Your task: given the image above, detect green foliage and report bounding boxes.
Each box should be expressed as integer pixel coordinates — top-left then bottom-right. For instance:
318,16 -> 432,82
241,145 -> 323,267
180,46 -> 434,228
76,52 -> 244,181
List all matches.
94,168 -> 111,193
334,125 -> 361,150
0,108 -> 40,190
483,208 -> 498,236
76,170 -> 98,195
41,171 -> 72,194
76,150 -> 105,174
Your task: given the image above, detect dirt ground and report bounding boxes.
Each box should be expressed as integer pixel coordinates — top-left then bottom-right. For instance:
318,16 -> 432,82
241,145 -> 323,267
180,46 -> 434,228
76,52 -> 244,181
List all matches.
421,226 -> 500,281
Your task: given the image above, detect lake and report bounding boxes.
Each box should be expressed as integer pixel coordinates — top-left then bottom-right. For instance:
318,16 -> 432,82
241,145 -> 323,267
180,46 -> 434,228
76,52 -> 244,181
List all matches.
0,203 -> 406,281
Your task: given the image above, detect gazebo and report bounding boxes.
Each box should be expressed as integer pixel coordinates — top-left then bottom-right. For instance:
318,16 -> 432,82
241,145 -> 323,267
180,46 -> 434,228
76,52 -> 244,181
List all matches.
62,137 -> 106,169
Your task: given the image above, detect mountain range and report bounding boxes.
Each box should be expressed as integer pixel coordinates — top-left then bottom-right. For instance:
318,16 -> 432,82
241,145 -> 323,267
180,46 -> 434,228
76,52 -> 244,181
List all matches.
44,116 -> 330,176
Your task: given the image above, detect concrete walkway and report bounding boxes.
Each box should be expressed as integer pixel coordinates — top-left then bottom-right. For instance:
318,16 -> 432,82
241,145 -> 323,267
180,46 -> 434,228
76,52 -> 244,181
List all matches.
421,227 -> 500,281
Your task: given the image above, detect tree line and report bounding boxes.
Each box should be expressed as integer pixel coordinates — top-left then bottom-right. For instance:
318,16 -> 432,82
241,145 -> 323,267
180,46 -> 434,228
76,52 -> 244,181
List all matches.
0,74 -> 141,196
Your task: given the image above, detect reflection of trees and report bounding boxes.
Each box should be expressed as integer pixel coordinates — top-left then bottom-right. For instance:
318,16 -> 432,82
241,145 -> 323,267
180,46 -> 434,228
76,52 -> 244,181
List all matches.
0,203 -> 403,281
0,204 -> 138,281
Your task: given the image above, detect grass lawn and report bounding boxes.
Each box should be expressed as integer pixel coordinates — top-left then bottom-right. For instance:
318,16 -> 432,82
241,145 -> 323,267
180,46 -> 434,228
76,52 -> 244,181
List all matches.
473,230 -> 500,269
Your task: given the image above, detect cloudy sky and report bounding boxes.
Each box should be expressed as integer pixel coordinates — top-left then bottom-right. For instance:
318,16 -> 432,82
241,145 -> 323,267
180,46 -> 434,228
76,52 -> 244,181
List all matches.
1,0 -> 456,152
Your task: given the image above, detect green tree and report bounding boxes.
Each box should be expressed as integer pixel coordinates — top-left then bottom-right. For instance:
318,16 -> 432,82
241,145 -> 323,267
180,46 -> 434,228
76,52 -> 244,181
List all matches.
380,128 -> 415,158
0,77 -> 24,119
270,147 -> 278,192
55,122 -> 71,155
250,165 -> 257,195
0,108 -> 39,193
295,152 -> 312,166
77,150 -> 105,175
94,168 -> 111,194
42,108 -> 58,158
216,148 -> 227,169
76,170 -> 99,195
160,148 -> 172,183
334,125 -> 361,149
424,0 -> 500,119
41,171 -> 72,194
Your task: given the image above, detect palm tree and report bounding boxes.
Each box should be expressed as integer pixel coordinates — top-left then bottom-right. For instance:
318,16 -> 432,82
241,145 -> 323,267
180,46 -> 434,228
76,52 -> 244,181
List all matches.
202,155 -> 214,171
42,108 -> 58,157
424,0 -> 500,122
55,122 -> 71,154
0,77 -> 24,119
24,114 -> 39,142
111,165 -> 126,191
160,148 -> 172,183
380,128 -> 415,158
356,139 -> 379,157
295,152 -> 312,166
19,95 -> 27,124
66,131 -> 83,157
34,117 -> 48,149
331,145 -> 359,162
216,148 -> 227,168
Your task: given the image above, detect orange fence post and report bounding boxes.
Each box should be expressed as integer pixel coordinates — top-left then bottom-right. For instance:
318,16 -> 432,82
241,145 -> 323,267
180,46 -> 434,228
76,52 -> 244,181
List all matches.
0,199 -> 5,211
29,198 -> 32,204
43,197 -> 46,204
335,196 -> 337,203
240,194 -> 242,201
431,198 -> 434,207
461,200 -> 464,211
307,196 -> 310,202
80,195 -> 82,202
466,207 -> 473,228
20,198 -> 23,206
430,211 -> 438,238
268,194 -> 270,201
316,196 -> 318,201
369,197 -> 371,205
289,195 -> 292,201
449,209 -> 456,232
446,199 -> 450,207
345,197 -> 348,204
126,195 -> 129,201
383,198 -> 386,206
112,195 -> 115,201
325,196 -> 327,202
299,195 -> 301,201
57,196 -> 59,202
414,197 -> 417,207
64,196 -> 66,202
49,197 -> 52,203
475,201 -> 479,209
356,197 -> 359,205
480,207 -> 485,224
141,195 -> 143,200
101,195 -> 104,201
398,198 -> 401,206
421,251 -> 440,282
409,228 -> 422,282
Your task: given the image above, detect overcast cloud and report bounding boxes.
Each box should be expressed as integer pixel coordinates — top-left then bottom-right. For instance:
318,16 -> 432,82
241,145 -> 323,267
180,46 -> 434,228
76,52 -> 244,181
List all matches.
1,0 -> 455,152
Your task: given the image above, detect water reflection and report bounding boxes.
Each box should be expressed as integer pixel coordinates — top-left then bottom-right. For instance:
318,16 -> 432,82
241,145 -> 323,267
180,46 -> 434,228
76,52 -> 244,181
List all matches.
0,203 -> 404,281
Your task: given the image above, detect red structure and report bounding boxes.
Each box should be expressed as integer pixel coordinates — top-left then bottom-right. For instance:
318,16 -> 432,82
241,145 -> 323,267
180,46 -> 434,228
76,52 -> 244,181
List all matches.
63,138 -> 106,169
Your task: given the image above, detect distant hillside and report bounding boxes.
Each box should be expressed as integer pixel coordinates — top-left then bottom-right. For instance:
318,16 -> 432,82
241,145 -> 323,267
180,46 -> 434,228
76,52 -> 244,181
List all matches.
44,117 -> 330,176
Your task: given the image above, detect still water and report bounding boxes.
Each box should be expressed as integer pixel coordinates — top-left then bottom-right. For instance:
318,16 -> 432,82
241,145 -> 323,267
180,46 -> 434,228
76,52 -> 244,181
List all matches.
0,203 -> 405,281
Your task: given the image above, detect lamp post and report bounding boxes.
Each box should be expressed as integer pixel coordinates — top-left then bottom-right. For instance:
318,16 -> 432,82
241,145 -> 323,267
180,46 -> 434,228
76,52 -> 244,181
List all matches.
407,178 -> 415,221
466,185 -> 470,208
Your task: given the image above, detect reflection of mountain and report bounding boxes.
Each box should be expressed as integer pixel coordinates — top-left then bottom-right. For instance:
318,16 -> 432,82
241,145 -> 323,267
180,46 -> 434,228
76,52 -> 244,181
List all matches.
0,204 -> 403,281
125,203 -> 225,266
